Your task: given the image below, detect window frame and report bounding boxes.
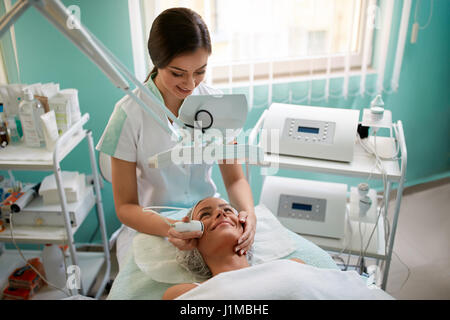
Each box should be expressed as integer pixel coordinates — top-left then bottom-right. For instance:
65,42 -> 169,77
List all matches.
209,0 -> 373,86
133,0 -> 375,87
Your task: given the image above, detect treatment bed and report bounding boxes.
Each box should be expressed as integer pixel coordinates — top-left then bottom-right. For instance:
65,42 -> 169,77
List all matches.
106,204 -> 341,300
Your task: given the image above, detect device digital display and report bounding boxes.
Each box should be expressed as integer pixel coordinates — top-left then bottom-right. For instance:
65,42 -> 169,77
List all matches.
291,203 -> 312,211
297,126 -> 320,134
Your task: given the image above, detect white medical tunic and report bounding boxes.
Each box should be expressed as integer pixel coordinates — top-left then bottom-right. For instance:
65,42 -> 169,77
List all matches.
96,74 -> 220,209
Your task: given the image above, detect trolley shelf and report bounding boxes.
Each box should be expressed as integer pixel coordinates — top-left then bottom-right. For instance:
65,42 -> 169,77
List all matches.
259,136 -> 401,182
0,249 -> 105,300
0,186 -> 95,244
249,115 -> 407,290
0,115 -> 88,171
0,113 -> 110,298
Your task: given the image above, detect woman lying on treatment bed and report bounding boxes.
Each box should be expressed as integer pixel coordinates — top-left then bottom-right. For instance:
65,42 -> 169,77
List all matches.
163,197 -> 394,300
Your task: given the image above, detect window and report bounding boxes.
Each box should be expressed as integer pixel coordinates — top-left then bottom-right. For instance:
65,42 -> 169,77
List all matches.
138,0 -> 372,86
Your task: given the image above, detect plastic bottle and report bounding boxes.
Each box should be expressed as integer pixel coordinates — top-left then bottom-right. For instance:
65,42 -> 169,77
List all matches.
5,115 -> 21,144
0,175 -> 4,201
18,88 -> 45,148
0,103 -> 9,147
42,244 -> 67,289
49,92 -> 72,135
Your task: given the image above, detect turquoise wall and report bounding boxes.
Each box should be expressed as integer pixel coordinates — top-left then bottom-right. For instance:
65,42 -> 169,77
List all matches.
213,0 -> 450,203
2,0 -> 449,243
2,0 -> 134,243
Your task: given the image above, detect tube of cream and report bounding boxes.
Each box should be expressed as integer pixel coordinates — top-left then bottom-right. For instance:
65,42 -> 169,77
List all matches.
40,110 -> 59,151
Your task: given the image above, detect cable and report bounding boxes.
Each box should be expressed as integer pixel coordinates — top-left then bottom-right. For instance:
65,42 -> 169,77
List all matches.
358,127 -> 397,275
355,126 -> 398,274
358,128 -> 400,161
391,250 -> 411,293
414,0 -> 434,30
332,206 -> 353,271
357,218 -> 368,274
8,214 -> 71,297
142,205 -> 190,228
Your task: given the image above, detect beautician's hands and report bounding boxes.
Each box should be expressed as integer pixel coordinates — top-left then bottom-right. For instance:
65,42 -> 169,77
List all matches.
235,211 -> 256,256
167,216 -> 203,250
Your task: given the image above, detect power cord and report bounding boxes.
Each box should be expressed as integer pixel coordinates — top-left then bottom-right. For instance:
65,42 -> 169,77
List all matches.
390,250 -> 411,293
355,125 -> 401,274
414,0 -> 434,30
332,207 -> 353,271
8,214 -> 71,297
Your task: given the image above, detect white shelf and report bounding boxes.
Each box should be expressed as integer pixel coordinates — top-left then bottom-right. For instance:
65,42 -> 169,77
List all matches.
259,136 -> 401,181
0,186 -> 95,244
0,113 -> 110,298
0,131 -> 86,171
300,209 -> 387,260
19,186 -> 95,228
0,225 -> 68,244
0,249 -> 105,299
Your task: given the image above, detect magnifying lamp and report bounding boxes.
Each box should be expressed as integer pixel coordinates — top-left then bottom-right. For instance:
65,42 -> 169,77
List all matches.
0,0 -> 264,168
178,94 -> 248,134
148,93 -> 259,168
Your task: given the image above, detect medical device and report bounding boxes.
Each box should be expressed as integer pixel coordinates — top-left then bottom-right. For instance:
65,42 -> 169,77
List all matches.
0,0 -> 254,169
348,184 -> 378,224
142,201 -> 240,233
178,94 -> 248,135
9,183 -> 39,213
260,175 -> 347,239
173,220 -> 204,233
260,103 -> 360,162
3,186 -> 94,228
361,95 -> 393,129
142,206 -> 204,233
147,93 -> 257,168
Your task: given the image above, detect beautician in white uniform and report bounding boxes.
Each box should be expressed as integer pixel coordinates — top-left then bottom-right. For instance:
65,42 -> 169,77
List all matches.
96,8 -> 256,257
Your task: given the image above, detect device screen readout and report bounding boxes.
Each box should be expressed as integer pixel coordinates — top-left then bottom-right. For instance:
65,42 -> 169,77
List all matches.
297,126 -> 320,134
291,203 -> 313,211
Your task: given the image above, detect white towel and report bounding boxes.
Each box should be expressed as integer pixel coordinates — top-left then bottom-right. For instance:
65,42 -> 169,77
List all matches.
176,260 -> 394,300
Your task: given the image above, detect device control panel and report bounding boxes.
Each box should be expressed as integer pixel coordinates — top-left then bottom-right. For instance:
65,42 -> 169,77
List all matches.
277,194 -> 327,222
283,118 -> 336,145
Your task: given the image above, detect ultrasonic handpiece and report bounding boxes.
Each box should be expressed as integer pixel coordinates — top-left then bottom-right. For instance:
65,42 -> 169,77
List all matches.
357,183 -> 372,217
359,196 -> 372,217
142,206 -> 204,233
357,183 -> 370,197
173,220 -> 204,233
142,206 -> 185,229
142,201 -> 236,233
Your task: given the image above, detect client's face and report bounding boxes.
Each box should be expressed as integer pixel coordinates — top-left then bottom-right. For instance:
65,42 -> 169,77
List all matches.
192,197 -> 243,255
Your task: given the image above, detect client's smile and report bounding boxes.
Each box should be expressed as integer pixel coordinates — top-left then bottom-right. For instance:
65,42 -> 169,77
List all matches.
211,218 -> 235,231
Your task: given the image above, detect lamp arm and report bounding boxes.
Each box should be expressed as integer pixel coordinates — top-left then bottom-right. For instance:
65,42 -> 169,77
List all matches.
0,0 -> 183,141
82,26 -> 186,133
0,0 -> 30,39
